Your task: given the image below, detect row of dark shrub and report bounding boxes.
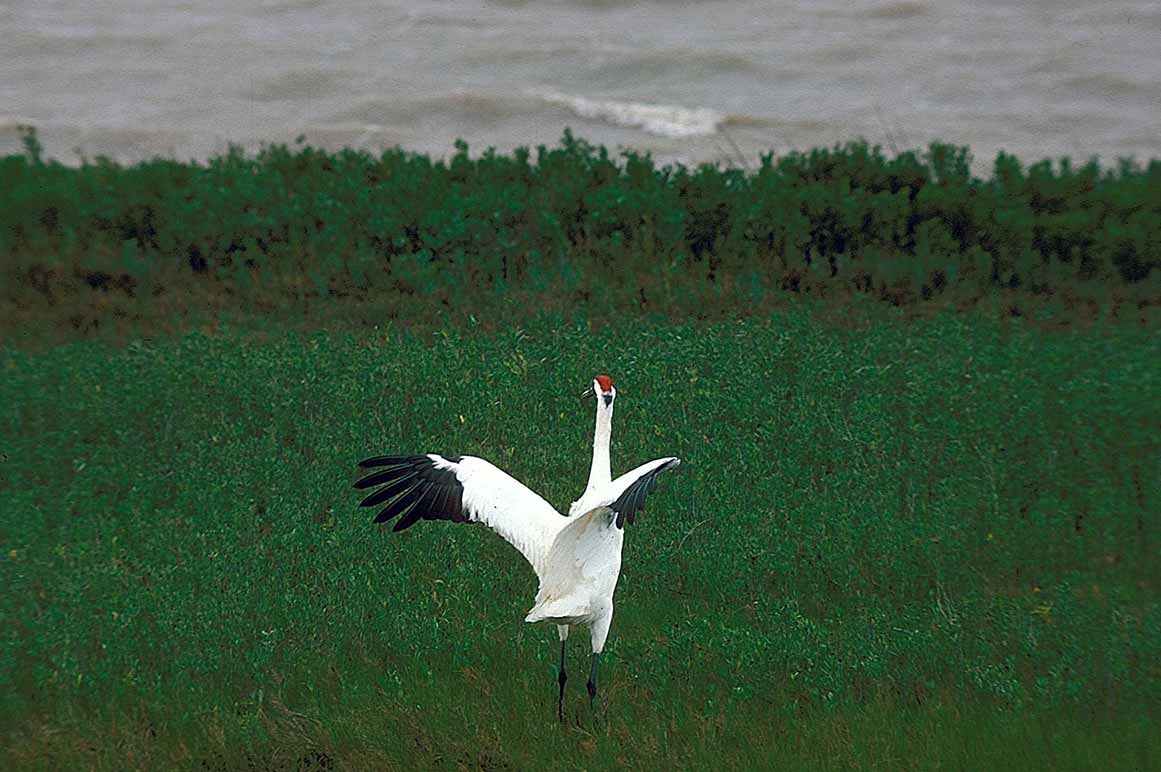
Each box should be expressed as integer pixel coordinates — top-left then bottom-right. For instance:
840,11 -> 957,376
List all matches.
1,128 -> 1157,317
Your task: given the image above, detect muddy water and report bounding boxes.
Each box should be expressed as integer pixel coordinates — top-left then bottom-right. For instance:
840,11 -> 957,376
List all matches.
2,1 -> 1158,169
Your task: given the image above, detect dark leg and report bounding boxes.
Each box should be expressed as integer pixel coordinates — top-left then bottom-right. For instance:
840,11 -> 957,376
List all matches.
586,653 -> 600,707
557,640 -> 567,722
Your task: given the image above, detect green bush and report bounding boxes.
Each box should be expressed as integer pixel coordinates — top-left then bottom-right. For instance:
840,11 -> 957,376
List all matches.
1,128 -> 1158,338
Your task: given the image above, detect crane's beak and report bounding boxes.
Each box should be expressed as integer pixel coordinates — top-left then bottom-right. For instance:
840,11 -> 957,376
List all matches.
581,385 -> 595,400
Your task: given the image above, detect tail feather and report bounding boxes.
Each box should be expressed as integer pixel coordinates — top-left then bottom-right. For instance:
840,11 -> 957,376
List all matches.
526,596 -> 589,624
524,505 -> 616,625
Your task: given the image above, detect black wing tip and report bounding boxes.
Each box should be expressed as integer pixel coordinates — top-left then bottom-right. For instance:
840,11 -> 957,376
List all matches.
611,458 -> 681,530
356,453 -> 464,471
357,454 -> 411,470
354,454 -> 426,491
353,454 -> 465,530
373,506 -> 398,525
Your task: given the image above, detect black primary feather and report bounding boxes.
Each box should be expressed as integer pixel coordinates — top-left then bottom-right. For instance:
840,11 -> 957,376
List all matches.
610,458 -> 680,529
355,454 -> 468,532
353,464 -> 416,490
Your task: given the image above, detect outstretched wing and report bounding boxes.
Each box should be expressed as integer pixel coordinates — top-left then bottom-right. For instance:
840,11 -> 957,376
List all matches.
602,456 -> 681,528
354,454 -> 565,577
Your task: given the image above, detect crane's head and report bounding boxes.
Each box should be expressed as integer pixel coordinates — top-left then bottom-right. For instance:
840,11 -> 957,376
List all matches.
581,374 -> 616,407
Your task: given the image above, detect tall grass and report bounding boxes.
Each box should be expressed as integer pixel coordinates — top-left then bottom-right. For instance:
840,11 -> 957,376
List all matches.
2,308 -> 1157,769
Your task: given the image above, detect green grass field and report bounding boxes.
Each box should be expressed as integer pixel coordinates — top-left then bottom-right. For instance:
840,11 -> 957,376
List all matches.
2,305 -> 1157,769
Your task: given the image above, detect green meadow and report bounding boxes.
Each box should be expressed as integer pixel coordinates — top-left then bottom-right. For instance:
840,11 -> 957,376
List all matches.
2,135 -> 1159,768
2,308 -> 1158,769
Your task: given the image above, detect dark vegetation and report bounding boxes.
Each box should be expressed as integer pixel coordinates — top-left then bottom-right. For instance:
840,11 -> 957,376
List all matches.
1,128 -> 1158,341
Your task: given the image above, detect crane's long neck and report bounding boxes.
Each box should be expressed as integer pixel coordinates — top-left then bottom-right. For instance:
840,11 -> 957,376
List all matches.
585,400 -> 613,492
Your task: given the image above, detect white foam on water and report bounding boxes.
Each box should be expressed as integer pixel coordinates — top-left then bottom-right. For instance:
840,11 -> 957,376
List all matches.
533,90 -> 724,139
4,1 -> 1159,166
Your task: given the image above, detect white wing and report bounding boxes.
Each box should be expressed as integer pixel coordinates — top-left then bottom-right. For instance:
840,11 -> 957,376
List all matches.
354,454 -> 565,577
600,456 -> 681,528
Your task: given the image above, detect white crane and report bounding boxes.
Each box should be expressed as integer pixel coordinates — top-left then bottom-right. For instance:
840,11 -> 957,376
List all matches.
354,374 -> 680,720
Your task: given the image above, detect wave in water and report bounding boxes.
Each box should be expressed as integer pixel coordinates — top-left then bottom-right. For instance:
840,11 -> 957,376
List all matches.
533,90 -> 724,138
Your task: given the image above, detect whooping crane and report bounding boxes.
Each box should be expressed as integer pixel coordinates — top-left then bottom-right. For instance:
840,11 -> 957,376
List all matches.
354,374 -> 680,720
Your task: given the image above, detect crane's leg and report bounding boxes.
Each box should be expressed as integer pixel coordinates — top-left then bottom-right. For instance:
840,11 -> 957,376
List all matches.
587,609 -> 613,709
556,625 -> 569,722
